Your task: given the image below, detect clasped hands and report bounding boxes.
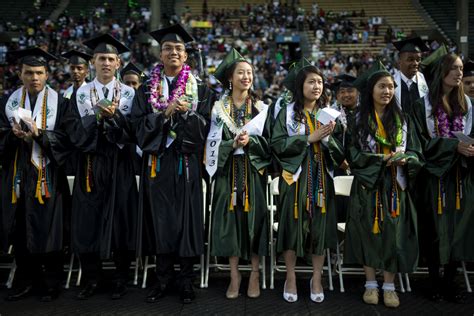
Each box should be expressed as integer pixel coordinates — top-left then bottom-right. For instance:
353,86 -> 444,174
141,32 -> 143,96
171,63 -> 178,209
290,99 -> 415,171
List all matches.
457,141 -> 474,157
12,118 -> 39,141
165,99 -> 190,118
308,121 -> 336,143
233,130 -> 249,149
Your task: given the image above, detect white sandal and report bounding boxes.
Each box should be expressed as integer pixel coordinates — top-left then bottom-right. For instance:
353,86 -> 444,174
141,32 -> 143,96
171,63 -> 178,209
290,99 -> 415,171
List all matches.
310,277 -> 325,303
283,280 -> 298,303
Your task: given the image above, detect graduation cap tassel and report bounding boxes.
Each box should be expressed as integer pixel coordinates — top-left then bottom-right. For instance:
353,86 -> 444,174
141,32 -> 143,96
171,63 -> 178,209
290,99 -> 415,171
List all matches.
437,180 -> 443,215
372,191 -> 381,234
456,166 -> 461,210
229,158 -> 235,211
244,157 -> 250,212
150,155 -> 157,178
35,164 -> 45,205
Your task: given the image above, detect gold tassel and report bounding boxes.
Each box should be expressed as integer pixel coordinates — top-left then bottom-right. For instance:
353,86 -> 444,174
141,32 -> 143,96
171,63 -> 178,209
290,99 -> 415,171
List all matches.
35,167 -> 44,204
437,180 -> 442,215
244,193 -> 250,212
151,155 -> 157,178
455,167 -> 461,210
11,149 -> 18,204
293,180 -> 299,219
229,193 -> 234,211
244,157 -> 250,212
306,196 -> 309,211
86,155 -> 92,193
372,191 -> 380,234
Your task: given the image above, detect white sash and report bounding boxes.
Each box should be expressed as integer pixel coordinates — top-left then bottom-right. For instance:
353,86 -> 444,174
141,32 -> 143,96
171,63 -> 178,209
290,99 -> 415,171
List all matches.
394,70 -> 429,109
424,94 -> 472,138
5,86 -> 58,169
63,81 -> 87,99
361,118 -> 408,190
75,78 -> 135,149
205,96 -> 268,177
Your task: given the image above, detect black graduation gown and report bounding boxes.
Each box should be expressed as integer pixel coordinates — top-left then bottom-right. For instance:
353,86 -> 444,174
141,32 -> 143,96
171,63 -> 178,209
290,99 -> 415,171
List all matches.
0,94 -> 70,254
131,80 -> 214,258
64,93 -> 139,259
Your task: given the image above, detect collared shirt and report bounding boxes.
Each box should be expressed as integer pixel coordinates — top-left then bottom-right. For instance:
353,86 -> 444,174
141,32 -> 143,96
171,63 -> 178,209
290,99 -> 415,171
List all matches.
400,71 -> 417,89
93,77 -> 116,101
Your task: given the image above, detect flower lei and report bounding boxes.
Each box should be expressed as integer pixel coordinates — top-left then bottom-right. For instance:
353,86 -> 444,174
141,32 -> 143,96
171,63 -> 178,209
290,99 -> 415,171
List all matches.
435,105 -> 464,138
369,114 -> 403,147
148,63 -> 191,111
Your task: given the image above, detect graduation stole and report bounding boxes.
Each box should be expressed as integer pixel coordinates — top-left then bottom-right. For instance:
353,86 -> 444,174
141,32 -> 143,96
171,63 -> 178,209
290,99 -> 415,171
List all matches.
205,94 -> 268,212
76,79 -> 135,191
5,86 -> 58,204
368,111 -> 406,234
424,95 -> 473,214
273,89 -> 293,120
303,110 -> 326,219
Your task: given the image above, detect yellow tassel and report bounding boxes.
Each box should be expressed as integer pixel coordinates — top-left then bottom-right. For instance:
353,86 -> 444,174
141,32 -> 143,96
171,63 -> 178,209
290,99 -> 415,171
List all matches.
35,168 -> 44,204
456,193 -> 460,210
293,180 -> 299,219
244,193 -> 250,212
437,180 -> 442,215
229,193 -> 234,211
151,155 -> 156,178
306,196 -> 309,211
372,219 -> 380,234
11,149 -> 18,204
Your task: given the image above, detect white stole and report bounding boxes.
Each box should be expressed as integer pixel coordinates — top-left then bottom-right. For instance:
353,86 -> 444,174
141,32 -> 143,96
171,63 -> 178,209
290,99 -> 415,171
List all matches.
394,70 -> 429,109
205,97 -> 268,177
5,86 -> 58,169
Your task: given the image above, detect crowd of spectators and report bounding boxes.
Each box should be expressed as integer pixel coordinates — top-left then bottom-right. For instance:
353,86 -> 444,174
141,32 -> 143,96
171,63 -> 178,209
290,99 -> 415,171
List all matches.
0,1 -> 452,106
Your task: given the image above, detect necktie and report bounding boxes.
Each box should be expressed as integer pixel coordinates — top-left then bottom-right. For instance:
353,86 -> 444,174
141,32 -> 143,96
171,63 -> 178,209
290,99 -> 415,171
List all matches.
102,86 -> 109,99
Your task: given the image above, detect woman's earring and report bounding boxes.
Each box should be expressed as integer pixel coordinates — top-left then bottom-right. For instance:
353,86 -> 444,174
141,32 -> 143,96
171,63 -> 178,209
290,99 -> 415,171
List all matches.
229,81 -> 232,90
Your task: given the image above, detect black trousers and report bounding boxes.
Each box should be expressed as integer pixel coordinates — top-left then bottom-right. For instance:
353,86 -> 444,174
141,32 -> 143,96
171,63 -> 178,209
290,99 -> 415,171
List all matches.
11,206 -> 63,291
155,253 -> 197,289
79,250 -> 132,285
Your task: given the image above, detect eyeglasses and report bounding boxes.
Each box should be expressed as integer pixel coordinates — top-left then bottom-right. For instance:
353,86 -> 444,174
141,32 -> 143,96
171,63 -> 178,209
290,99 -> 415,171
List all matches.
162,45 -> 185,53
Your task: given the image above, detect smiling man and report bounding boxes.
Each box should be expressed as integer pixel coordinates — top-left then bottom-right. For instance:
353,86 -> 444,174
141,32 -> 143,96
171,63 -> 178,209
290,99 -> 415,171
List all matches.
131,23 -> 215,304
66,33 -> 139,301
0,47 -> 70,302
393,37 -> 430,116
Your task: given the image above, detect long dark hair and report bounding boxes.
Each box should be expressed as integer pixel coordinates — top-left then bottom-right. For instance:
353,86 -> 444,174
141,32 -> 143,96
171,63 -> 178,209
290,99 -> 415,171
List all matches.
292,65 -> 327,122
429,53 -> 466,117
356,72 -> 405,149
225,61 -> 260,103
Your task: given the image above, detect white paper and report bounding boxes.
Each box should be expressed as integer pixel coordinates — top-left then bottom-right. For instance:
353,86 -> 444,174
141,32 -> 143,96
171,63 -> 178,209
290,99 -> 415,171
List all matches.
17,108 -> 34,131
453,131 -> 474,145
317,107 -> 341,125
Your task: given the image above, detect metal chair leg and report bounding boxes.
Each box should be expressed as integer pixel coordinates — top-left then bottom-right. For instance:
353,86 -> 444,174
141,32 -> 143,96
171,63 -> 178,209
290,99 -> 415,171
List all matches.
261,256 -> 266,290
398,273 -> 405,293
133,256 -> 140,286
336,242 -> 344,292
141,256 -> 149,289
6,260 -> 16,289
65,253 -> 75,289
404,273 -> 411,292
461,261 -> 472,293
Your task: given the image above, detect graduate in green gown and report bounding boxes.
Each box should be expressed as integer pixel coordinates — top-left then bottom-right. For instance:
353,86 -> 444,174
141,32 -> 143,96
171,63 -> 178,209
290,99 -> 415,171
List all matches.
270,58 -> 337,304
206,49 -> 271,299
412,52 -> 474,303
339,62 -> 422,308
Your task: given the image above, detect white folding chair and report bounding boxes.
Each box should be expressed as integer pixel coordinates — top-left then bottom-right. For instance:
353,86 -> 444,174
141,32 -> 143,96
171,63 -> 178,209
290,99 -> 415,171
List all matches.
204,178 -> 267,289
1,245 -> 16,289
268,176 -> 334,291
141,179 -> 207,289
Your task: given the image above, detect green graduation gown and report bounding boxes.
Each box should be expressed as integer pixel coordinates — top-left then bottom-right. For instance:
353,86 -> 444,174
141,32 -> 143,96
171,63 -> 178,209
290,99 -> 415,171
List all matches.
270,103 -> 337,257
412,96 -> 474,264
209,99 -> 271,259
336,116 -> 422,273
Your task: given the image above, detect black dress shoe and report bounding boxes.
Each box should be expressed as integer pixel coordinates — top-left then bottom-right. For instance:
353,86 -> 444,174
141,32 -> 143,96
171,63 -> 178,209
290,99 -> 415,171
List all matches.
146,284 -> 168,303
180,283 -> 195,304
77,283 -> 98,300
40,288 -> 60,302
5,285 -> 33,301
111,282 -> 127,300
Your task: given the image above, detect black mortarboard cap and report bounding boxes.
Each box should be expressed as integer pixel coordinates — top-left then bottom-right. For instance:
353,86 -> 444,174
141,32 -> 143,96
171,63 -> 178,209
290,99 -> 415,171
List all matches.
214,48 -> 248,84
7,47 -> 57,67
149,24 -> 194,45
120,62 -> 145,79
61,49 -> 93,65
334,74 -> 357,90
393,37 -> 429,53
282,57 -> 313,93
353,60 -> 391,91
463,60 -> 474,78
83,33 -> 129,55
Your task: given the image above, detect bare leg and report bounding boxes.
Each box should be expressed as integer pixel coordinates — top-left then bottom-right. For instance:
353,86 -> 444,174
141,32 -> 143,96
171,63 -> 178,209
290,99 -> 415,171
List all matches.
364,266 -> 376,281
226,256 -> 241,297
311,255 -> 325,293
383,271 -> 395,284
247,254 -> 260,297
284,250 -> 297,294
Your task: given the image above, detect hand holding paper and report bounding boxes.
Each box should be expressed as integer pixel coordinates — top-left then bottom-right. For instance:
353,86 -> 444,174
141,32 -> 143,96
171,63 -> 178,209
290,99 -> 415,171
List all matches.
317,107 -> 341,125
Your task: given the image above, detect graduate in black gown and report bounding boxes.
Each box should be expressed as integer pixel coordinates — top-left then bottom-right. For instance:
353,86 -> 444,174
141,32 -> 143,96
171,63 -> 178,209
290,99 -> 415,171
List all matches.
131,24 -> 215,304
65,34 -> 139,300
0,48 -> 70,302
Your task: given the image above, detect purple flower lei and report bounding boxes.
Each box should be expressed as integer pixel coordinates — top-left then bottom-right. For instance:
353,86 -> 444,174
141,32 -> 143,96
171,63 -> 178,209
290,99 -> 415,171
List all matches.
435,104 -> 464,137
148,63 -> 191,111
